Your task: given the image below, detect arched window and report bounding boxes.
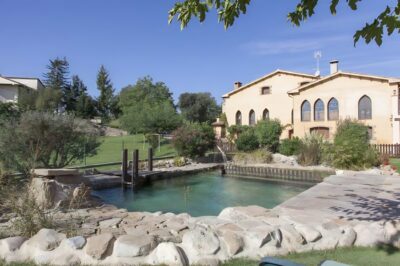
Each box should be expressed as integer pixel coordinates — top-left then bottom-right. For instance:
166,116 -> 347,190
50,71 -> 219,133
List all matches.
301,100 -> 311,121
249,110 -> 256,126
328,98 -> 339,121
359,95 -> 372,120
314,99 -> 325,121
235,111 -> 242,125
262,109 -> 269,120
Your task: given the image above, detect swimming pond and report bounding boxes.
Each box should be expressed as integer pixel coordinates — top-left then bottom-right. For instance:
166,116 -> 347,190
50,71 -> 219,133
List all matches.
92,171 -> 313,217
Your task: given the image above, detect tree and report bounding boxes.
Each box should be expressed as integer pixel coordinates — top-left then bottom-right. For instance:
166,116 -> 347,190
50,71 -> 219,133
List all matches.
169,0 -> 400,46
0,112 -> 100,177
178,92 -> 221,123
254,119 -> 282,153
72,75 -> 98,118
42,57 -> 70,111
119,76 -> 181,134
97,65 -> 115,122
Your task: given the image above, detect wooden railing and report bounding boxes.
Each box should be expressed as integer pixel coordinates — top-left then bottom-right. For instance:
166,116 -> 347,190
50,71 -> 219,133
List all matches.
372,144 -> 400,157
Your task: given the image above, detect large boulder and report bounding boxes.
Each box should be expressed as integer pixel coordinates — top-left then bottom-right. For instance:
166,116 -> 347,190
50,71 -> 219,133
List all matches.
25,229 -> 66,251
113,234 -> 157,257
147,242 -> 188,266
85,233 -> 114,259
294,224 -> 322,243
0,236 -> 27,255
218,206 -> 270,222
219,230 -> 244,256
61,236 -> 86,250
181,225 -> 220,256
244,225 -> 282,248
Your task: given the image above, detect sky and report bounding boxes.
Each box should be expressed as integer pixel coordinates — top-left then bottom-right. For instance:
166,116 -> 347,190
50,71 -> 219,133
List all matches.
1,0 -> 399,104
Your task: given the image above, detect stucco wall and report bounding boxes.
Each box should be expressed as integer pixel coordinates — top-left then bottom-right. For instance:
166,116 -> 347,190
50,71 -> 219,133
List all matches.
222,73 -> 315,138
292,76 -> 397,144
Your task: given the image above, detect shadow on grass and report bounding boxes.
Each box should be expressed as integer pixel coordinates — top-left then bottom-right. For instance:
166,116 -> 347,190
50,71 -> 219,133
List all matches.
376,243 -> 400,255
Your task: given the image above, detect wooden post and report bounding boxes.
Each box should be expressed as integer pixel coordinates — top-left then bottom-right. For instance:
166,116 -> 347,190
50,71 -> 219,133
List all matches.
122,149 -> 128,187
132,149 -> 139,185
148,148 -> 153,171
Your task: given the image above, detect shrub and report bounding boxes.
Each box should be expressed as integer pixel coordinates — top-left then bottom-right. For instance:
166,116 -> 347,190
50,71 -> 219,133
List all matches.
298,133 -> 325,166
279,137 -> 302,156
254,119 -> 282,152
0,111 -> 101,176
236,128 -> 259,152
233,149 -> 273,165
145,134 -> 159,149
330,119 -> 379,169
173,157 -> 187,167
172,123 -> 215,158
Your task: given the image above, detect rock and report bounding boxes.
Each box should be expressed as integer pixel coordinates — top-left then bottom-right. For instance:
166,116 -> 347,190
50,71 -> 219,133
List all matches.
384,221 -> 400,247
294,224 -> 322,243
182,225 -> 220,256
354,222 -> 386,247
149,229 -> 180,243
245,225 -> 281,248
220,230 -> 244,256
163,217 -> 189,233
29,178 -> 72,209
338,227 -> 356,247
33,168 -> 79,177
113,234 -> 157,257
26,229 -> 66,251
0,236 -> 27,252
279,224 -> 305,248
217,223 -> 244,233
85,233 -> 114,259
272,154 -> 298,166
51,253 -> 81,266
124,227 -> 148,237
218,206 -> 269,222
98,218 -> 122,228
148,242 -> 188,266
194,258 -> 221,266
63,236 -> 86,250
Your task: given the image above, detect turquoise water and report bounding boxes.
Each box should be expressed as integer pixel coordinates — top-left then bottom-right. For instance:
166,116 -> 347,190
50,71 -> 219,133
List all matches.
93,171 -> 312,217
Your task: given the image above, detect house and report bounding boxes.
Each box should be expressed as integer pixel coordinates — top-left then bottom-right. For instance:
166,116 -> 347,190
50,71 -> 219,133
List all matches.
221,61 -> 400,144
0,76 -> 44,103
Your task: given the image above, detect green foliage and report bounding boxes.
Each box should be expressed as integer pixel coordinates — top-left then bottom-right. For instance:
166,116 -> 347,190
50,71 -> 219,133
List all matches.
0,102 -> 20,125
298,132 -> 325,166
69,75 -> 97,118
173,156 -> 187,167
330,119 -> 379,169
170,0 -> 400,45
97,65 -> 116,122
43,57 -> 70,111
35,87 -> 62,112
279,137 -> 302,156
120,76 -> 181,134
236,127 -> 259,152
178,92 -> 221,123
254,119 -> 282,152
145,134 -> 159,149
219,112 -> 228,126
0,112 -> 100,176
172,122 -> 215,158
233,149 -> 272,165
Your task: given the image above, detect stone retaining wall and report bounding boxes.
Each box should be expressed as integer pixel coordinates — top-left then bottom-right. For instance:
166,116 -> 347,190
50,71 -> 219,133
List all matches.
225,164 -> 334,183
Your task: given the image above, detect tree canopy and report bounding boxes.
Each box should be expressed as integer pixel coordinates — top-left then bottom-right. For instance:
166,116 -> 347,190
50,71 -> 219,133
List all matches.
178,92 -> 220,123
169,0 -> 400,46
96,65 -> 117,122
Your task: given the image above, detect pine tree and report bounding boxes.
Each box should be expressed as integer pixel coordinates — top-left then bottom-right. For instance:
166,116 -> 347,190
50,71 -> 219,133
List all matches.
42,57 -> 70,111
96,65 -> 115,122
72,75 -> 97,118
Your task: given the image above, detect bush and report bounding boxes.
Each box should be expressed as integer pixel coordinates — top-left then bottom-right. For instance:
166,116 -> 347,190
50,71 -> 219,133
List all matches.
233,149 -> 272,165
330,119 -> 379,169
145,134 -> 159,149
254,119 -> 282,152
236,128 -> 259,152
298,133 -> 325,166
279,137 -> 302,156
172,123 -> 215,158
0,111 -> 101,176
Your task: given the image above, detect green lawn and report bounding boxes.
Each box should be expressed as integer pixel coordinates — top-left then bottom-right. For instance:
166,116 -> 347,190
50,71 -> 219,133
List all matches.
75,134 -> 177,168
223,246 -> 400,266
1,246 -> 399,266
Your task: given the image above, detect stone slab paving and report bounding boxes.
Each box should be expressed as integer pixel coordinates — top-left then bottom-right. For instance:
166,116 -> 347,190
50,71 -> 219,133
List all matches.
1,174 -> 400,265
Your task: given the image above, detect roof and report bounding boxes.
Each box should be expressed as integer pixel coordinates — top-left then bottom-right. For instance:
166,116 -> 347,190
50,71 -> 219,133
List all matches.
4,76 -> 45,88
0,76 -> 44,90
222,69 -> 318,98
288,71 -> 400,95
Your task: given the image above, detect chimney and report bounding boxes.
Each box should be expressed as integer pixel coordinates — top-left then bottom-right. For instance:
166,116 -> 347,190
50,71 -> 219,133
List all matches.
234,81 -> 242,90
330,60 -> 339,74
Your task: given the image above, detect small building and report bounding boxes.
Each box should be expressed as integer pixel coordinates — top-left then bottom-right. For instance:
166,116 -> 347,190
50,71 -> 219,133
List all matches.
221,61 -> 400,144
0,76 -> 44,103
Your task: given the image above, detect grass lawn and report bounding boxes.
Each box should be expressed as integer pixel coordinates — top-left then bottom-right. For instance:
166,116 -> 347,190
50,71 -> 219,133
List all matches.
389,158 -> 400,173
1,246 -> 399,265
74,134 -> 177,168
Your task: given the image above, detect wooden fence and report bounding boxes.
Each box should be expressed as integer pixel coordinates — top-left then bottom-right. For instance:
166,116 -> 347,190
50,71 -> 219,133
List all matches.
372,144 -> 400,157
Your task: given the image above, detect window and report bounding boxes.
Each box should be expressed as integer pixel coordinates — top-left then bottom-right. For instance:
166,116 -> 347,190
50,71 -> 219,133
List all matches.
358,95 -> 372,120
328,98 -> 339,121
262,109 -> 269,120
310,127 -> 329,139
261,86 -> 271,95
314,99 -> 325,121
235,111 -> 242,125
249,110 -> 256,126
301,100 -> 311,121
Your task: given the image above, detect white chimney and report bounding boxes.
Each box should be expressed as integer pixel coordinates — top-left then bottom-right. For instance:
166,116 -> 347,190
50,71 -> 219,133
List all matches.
234,81 -> 242,90
330,60 -> 339,74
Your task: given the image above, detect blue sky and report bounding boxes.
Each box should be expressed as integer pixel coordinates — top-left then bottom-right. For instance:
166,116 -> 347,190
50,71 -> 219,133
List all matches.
1,0 -> 399,103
